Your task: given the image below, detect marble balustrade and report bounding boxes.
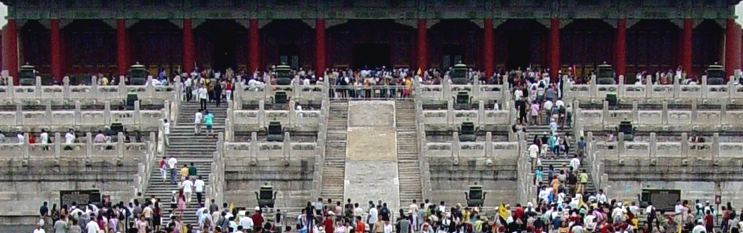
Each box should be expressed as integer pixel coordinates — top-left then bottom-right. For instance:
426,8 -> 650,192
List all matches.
220,132 -> 319,162
421,132 -> 521,160
0,100 -> 168,132
223,101 -> 324,141
564,75 -> 743,105
1,76 -> 177,105
590,132 -> 743,160
0,132 -> 153,164
419,99 -> 513,132
575,100 -> 743,132
232,76 -> 327,109
416,80 -> 511,105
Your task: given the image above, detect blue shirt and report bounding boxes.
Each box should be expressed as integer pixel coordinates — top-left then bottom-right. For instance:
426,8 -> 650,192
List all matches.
204,114 -> 214,125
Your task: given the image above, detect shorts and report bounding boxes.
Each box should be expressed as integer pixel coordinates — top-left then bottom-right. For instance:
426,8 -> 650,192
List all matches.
206,124 -> 213,130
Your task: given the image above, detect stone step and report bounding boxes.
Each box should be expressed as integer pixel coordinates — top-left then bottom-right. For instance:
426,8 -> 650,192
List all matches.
395,99 -> 423,205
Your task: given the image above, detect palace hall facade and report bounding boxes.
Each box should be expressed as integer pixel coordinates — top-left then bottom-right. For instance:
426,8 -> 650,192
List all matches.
0,0 -> 741,82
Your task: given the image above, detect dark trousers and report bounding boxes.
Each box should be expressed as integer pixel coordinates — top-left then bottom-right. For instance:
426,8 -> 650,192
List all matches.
196,192 -> 203,205
215,91 -> 222,107
186,87 -> 193,102
200,98 -> 207,110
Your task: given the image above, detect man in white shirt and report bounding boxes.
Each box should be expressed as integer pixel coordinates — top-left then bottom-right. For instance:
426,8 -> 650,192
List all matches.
167,156 -> 178,184
194,109 -> 204,135
367,207 -> 379,228
185,77 -> 193,102
162,119 -> 170,146
182,177 -> 194,204
16,132 -> 24,144
543,100 -> 554,124
198,85 -> 208,110
64,129 -> 76,150
40,129 -> 49,150
596,189 -> 608,204
85,216 -> 100,233
529,143 -> 539,167
570,156 -> 581,173
194,176 -> 205,205
239,213 -> 254,231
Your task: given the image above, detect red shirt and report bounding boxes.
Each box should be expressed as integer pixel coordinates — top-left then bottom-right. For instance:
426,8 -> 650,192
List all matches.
252,212 -> 264,227
514,207 -> 524,219
705,214 -> 714,227
323,218 -> 334,233
356,221 -> 366,233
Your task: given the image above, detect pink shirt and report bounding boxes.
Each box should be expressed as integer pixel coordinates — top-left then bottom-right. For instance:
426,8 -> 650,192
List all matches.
531,104 -> 540,116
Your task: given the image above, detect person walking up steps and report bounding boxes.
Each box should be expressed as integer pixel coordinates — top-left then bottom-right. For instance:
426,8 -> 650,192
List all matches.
198,84 -> 208,110
204,110 -> 214,138
194,109 -> 203,135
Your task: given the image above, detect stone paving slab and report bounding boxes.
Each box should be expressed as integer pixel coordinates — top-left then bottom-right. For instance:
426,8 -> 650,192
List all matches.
346,127 -> 397,161
348,101 -> 395,127
345,161 -> 400,212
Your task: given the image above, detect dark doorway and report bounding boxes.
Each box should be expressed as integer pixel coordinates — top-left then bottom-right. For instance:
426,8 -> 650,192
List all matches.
507,30 -> 531,70
442,44 -> 464,69
213,31 -> 237,72
353,43 -> 390,69
279,44 -> 301,69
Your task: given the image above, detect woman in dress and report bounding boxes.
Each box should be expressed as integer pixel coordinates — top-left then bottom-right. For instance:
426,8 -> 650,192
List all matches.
176,189 -> 187,217
136,214 -> 149,233
153,201 -> 162,231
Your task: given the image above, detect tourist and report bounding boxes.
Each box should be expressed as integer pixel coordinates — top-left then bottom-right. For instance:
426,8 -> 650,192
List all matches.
195,109 -> 204,135
194,176 -> 205,205
204,110 -> 214,138
163,119 -> 171,146
167,155 -> 178,184
198,84 -> 209,110
182,176 -> 194,205
159,156 -> 167,183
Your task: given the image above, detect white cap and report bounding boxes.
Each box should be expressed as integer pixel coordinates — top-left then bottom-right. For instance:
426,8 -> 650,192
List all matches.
255,206 -> 260,211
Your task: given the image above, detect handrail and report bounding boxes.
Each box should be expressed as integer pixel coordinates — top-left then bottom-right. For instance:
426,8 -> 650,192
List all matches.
413,79 -> 433,201
516,131 -> 536,204
311,78 -> 330,202
133,132 -> 158,197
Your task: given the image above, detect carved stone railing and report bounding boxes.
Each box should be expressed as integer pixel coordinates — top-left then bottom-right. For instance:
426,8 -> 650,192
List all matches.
416,81 -> 511,104
232,76 -> 326,109
578,100 -> 743,131
133,132 -> 158,197
3,131 -> 152,167
516,131 -> 534,205
311,98 -> 329,202
584,132 -> 607,193
222,137 -> 321,163
0,101 -> 167,131
209,132 -> 227,208
415,96 -> 433,201
226,103 -> 322,133
421,100 -> 512,131
564,75 -> 743,104
589,132 -> 743,160
421,140 -> 520,161
1,76 -> 175,105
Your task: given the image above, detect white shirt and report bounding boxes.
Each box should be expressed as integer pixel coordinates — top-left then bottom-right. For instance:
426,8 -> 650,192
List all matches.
167,157 -> 177,169
40,132 -> 49,144
16,134 -> 23,144
570,158 -> 581,171
198,87 -> 208,99
33,229 -> 45,233
195,112 -> 203,124
182,179 -> 193,192
368,208 -> 378,224
163,121 -> 170,134
597,193 -> 608,204
240,216 -> 254,230
65,132 -> 75,144
194,179 -> 205,192
514,89 -> 523,101
528,144 -> 539,159
86,221 -> 100,233
544,101 -> 554,112
556,100 -> 565,108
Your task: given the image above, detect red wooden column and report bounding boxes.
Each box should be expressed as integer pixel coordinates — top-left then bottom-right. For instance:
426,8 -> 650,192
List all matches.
2,19 -> 18,83
417,19 -> 428,71
50,19 -> 62,81
725,19 -> 741,78
116,19 -> 128,76
615,18 -> 627,78
249,18 -> 260,72
315,19 -> 326,74
183,18 -> 194,73
682,18 -> 693,75
483,18 -> 494,76
549,18 -> 560,81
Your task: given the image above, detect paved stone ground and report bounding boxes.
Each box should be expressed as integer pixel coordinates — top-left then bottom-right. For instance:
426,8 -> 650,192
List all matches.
0,224 -> 34,232
345,101 -> 401,212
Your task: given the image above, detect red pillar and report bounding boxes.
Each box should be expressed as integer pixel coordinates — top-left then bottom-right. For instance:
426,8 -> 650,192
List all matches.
116,19 -> 128,76
615,18 -> 627,78
725,19 -> 740,78
183,18 -> 194,73
50,19 -> 62,81
249,19 -> 260,72
417,19 -> 428,71
2,19 -> 18,84
682,18 -> 693,75
483,18 -> 494,76
549,18 -> 560,81
315,19 -> 326,74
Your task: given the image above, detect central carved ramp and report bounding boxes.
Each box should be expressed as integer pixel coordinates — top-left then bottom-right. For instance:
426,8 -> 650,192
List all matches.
344,101 -> 400,212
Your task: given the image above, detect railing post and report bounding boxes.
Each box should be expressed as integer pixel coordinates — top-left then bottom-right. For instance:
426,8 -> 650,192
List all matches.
86,132 -> 93,163
117,132 -> 125,159
680,132 -> 689,158
259,100 -> 266,129
284,132 -> 292,161
54,133 -> 62,161
46,101 -> 53,126
15,102 -> 22,125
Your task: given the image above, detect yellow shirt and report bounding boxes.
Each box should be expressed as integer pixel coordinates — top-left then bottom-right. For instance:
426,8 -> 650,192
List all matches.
101,77 -> 109,85
180,167 -> 189,177
580,173 -> 588,183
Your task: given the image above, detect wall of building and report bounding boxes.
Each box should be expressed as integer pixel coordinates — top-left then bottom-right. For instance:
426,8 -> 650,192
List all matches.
428,157 -> 518,207
224,159 -> 314,211
601,158 -> 743,208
